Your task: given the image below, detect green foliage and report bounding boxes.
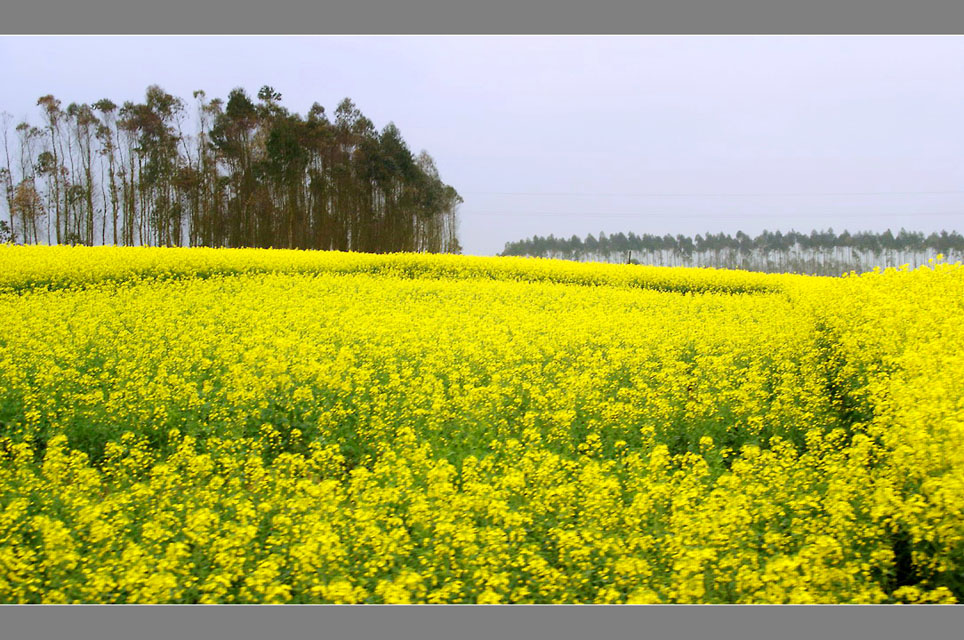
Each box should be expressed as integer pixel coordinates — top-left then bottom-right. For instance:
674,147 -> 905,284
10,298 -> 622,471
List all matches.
3,86 -> 461,254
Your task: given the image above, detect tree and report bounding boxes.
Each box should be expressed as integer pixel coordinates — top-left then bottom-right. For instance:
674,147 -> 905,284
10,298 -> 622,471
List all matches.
37,95 -> 65,243
1,112 -> 16,242
7,85 -> 460,254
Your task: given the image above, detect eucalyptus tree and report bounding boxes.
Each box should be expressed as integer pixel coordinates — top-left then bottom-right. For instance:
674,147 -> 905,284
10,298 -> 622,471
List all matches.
36,95 -> 66,244
1,112 -> 15,242
65,103 -> 99,245
211,87 -> 260,247
376,122 -> 417,252
413,150 -> 461,254
93,99 -> 120,244
12,122 -> 45,243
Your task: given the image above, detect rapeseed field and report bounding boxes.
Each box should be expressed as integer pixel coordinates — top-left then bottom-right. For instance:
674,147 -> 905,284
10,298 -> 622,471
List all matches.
0,245 -> 961,603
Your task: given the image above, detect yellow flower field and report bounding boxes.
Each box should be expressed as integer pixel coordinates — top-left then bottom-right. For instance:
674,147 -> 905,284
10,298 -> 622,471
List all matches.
0,246 -> 961,603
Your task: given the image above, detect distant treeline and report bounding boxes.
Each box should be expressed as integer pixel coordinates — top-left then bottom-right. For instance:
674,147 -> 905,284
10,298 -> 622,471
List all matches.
1,85 -> 461,253
502,229 -> 964,275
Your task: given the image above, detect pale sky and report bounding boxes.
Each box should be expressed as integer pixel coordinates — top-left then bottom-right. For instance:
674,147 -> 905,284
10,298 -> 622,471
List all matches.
2,36 -> 963,255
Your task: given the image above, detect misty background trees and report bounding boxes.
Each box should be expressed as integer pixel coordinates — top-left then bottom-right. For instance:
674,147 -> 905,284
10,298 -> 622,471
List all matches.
1,85 -> 462,253
502,229 -> 964,275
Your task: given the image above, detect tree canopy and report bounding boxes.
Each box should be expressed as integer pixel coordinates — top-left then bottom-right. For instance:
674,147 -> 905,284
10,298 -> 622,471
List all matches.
1,86 -> 462,254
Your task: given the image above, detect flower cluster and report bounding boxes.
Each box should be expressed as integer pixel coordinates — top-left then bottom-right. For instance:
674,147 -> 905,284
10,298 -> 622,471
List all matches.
0,246 -> 960,603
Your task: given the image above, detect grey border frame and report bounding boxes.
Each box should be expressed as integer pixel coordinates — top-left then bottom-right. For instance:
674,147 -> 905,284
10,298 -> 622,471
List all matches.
4,0 -> 964,34
3,1 -> 964,639
1,604 -> 963,640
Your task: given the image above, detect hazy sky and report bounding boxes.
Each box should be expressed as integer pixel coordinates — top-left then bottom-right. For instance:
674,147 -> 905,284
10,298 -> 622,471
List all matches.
2,36 -> 963,255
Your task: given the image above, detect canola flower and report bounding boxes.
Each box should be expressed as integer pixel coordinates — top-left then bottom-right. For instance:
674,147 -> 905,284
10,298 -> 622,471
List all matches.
0,244 -> 784,295
0,245 -> 960,604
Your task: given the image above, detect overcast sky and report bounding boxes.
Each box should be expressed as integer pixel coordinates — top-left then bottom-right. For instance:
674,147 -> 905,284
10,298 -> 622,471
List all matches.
2,36 -> 963,255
